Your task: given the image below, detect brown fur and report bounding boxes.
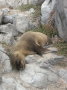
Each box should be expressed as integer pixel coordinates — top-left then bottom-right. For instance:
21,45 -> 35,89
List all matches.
8,31 -> 51,70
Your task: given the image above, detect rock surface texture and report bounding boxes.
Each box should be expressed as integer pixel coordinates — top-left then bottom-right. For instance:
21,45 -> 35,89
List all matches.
41,0 -> 67,41
55,0 -> 67,41
0,0 -> 67,90
0,0 -> 44,8
41,0 -> 56,24
0,44 -> 67,90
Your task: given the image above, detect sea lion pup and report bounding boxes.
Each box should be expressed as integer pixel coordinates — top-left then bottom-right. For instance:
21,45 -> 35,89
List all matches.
8,31 -> 51,70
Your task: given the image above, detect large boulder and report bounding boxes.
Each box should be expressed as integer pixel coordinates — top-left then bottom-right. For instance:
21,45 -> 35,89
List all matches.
41,0 -> 56,24
15,9 -> 39,33
15,14 -> 31,33
55,0 -> 67,41
41,0 -> 67,41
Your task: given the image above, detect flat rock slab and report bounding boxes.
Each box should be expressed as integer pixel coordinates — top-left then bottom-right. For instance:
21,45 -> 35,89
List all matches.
0,45 -> 67,90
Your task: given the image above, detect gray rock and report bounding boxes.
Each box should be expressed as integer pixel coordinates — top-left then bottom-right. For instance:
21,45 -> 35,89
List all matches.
1,9 -> 39,33
24,0 -> 44,5
39,53 -> 64,66
0,75 -> 26,90
20,63 -> 59,88
55,0 -> 67,41
41,0 -> 67,41
0,45 -> 66,89
29,8 -> 35,13
2,8 -> 10,16
15,14 -> 36,33
2,76 -> 15,84
0,77 -> 2,85
16,83 -> 26,90
0,23 -> 18,36
40,62 -> 52,69
25,55 -> 41,64
0,45 -> 12,73
0,0 -> 44,9
5,0 -> 44,8
64,0 -> 67,18
0,33 -> 15,45
20,64 -> 48,88
0,10 -> 3,24
41,0 -> 56,24
2,12 -> 17,24
1,8 -> 16,24
59,69 -> 67,82
16,14 -> 30,33
2,15 -> 13,24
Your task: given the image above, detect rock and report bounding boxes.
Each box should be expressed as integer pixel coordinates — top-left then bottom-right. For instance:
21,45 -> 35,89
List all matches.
0,8 -> 14,24
59,69 -> 67,82
16,83 -> 26,90
15,13 -> 36,33
0,44 -> 66,89
0,10 -> 3,24
25,55 -> 41,64
20,64 -> 59,88
55,0 -> 67,41
2,76 -> 15,84
0,33 -> 15,45
0,23 -> 18,36
0,75 -> 26,90
2,8 -> 17,24
23,0 -> 44,5
0,8 -> 39,33
0,23 -> 17,45
2,8 -> 10,16
29,8 -> 35,14
0,45 -> 12,73
64,0 -> 67,17
0,0 -> 44,9
38,53 -> 64,66
41,0 -> 56,24
16,14 -> 30,33
5,0 -> 44,8
47,47 -> 58,52
0,77 -> 2,84
2,15 -> 13,24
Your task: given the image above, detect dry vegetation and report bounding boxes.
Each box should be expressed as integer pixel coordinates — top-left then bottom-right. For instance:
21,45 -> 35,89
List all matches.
54,41 -> 67,56
17,4 -> 41,21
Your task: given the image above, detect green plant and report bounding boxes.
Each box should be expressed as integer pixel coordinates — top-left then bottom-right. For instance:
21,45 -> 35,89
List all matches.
28,24 -> 58,38
18,4 -> 34,11
41,24 -> 58,37
54,41 -> 67,56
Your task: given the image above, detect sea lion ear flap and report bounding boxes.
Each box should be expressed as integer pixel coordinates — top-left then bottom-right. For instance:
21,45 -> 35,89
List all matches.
35,39 -> 40,46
